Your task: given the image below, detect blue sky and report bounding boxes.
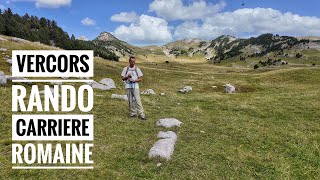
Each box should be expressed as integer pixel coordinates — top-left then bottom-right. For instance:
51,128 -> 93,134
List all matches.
1,0 -> 320,45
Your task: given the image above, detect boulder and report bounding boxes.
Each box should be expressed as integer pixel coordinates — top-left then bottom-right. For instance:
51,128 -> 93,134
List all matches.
141,89 -> 156,95
223,84 -> 235,93
6,59 -> 12,65
99,78 -> 116,89
0,71 -> 7,85
178,86 -> 192,93
91,83 -> 110,90
111,94 -> 128,101
148,131 -> 177,160
156,118 -> 183,128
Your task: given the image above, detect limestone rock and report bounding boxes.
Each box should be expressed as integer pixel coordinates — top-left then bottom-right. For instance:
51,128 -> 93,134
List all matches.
99,78 -> 116,89
156,118 -> 183,128
178,86 -> 192,93
141,89 -> 156,95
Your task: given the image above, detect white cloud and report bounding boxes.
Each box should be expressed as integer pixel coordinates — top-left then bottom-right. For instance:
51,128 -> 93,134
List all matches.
174,8 -> 320,40
81,17 -> 96,26
111,12 -> 138,23
9,0 -> 71,8
35,0 -> 71,8
149,0 -> 225,21
113,14 -> 172,44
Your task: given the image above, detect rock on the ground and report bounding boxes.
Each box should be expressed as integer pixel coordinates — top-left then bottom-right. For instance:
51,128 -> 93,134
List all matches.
223,84 -> 235,93
148,131 -> 178,160
0,37 -> 8,41
160,93 -> 165,96
0,48 -> 7,51
99,78 -> 116,89
91,82 -> 110,90
111,94 -> 128,101
0,71 -> 7,85
6,59 -> 12,65
178,86 -> 192,93
11,37 -> 29,43
156,118 -> 183,128
141,89 -> 156,95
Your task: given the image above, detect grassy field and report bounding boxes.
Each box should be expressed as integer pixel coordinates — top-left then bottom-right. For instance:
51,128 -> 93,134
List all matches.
1,36 -> 320,179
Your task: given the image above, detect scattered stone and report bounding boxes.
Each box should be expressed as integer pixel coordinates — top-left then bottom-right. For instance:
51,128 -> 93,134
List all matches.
6,59 -> 12,65
178,86 -> 192,93
200,131 -> 205,133
0,37 -> 8,41
0,71 -> 7,85
4,55 -> 9,59
156,118 -> 183,128
0,48 -> 7,51
157,163 -> 162,167
160,93 -> 165,96
223,84 -> 235,93
212,86 -> 217,88
11,37 -> 29,43
91,83 -> 110,90
99,78 -> 116,89
148,131 -> 177,160
111,94 -> 128,101
141,89 -> 156,95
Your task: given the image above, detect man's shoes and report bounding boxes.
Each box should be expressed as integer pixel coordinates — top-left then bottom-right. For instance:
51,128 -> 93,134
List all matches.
140,116 -> 147,120
130,114 -> 137,118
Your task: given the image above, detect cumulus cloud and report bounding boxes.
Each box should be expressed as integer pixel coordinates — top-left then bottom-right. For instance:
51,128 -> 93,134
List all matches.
113,14 -> 172,44
149,0 -> 225,21
111,12 -> 138,23
174,8 -> 320,40
81,17 -> 96,26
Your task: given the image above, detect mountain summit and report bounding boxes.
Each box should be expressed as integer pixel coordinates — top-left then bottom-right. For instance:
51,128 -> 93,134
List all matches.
95,32 -> 119,42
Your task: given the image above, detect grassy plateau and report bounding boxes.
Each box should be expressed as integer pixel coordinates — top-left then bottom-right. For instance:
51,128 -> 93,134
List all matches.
0,35 -> 320,179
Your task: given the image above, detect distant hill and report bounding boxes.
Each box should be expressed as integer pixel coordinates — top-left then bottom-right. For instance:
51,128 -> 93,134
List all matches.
162,34 -> 320,62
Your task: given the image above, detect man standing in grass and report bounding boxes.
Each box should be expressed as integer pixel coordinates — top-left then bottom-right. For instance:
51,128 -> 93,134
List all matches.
121,56 -> 147,120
